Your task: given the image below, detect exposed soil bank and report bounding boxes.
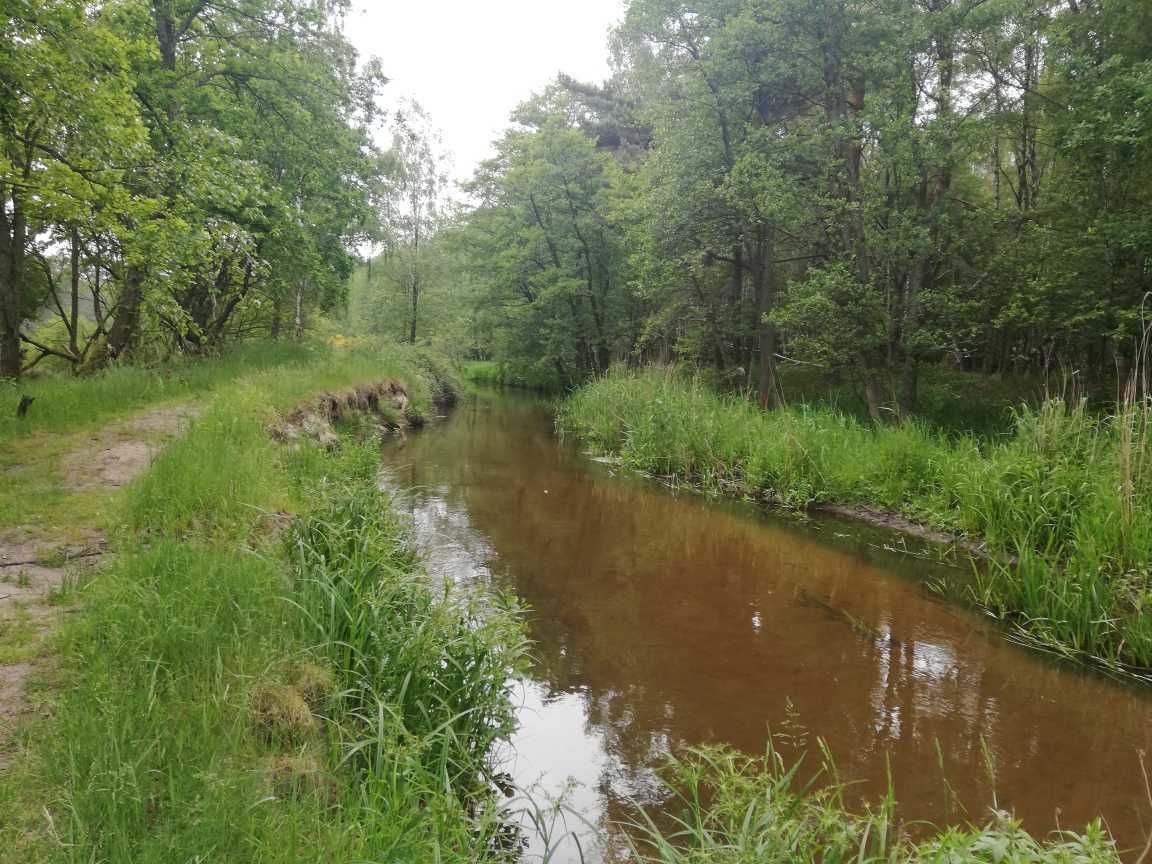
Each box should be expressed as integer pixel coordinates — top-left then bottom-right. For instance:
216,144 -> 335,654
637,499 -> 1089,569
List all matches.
704,475 -> 995,560
816,503 -> 990,556
583,437 -> 998,565
268,380 -> 415,448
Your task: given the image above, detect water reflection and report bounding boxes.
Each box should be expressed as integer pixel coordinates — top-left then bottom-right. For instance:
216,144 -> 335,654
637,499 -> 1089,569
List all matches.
381,393 -> 1152,861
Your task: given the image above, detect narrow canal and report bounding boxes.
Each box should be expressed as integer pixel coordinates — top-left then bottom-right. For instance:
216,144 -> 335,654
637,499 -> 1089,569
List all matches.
379,392 -> 1152,861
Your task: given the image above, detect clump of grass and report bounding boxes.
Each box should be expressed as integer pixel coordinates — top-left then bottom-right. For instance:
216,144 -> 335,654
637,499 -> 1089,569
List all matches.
286,462 -> 528,799
462,360 -> 508,386
559,368 -> 1152,672
250,678 -> 320,744
626,745 -> 1118,864
461,359 -> 564,392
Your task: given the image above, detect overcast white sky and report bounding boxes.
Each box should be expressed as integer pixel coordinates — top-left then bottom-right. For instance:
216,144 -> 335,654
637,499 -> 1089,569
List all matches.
345,1 -> 626,186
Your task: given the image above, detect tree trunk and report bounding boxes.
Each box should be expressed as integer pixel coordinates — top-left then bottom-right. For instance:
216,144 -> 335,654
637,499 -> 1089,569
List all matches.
752,228 -> 783,409
899,263 -> 925,417
152,0 -> 179,122
758,318 -> 781,410
408,270 -> 419,343
0,183 -> 27,379
860,361 -> 884,424
105,266 -> 144,360
69,226 -> 81,358
294,283 -> 304,340
900,7 -> 956,419
0,327 -> 19,379
900,355 -> 919,417
270,295 -> 282,339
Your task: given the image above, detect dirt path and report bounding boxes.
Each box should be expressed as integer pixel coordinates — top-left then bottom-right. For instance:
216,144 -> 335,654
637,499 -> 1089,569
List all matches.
59,403 -> 200,490
0,403 -> 199,769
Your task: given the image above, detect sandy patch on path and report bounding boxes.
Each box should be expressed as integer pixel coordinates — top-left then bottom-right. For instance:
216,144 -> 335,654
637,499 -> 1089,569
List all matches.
60,403 -> 200,490
1,402 -> 198,769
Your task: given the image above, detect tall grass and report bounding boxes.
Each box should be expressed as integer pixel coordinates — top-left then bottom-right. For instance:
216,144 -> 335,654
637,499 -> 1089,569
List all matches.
286,456 -> 527,797
626,746 -> 1118,864
560,368 -> 1152,672
0,346 -> 530,863
120,342 -> 433,540
462,360 -> 509,387
460,359 -> 565,392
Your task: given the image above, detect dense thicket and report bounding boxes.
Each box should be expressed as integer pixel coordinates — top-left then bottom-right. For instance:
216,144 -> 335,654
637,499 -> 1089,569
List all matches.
0,0 -> 388,377
451,0 -> 1152,410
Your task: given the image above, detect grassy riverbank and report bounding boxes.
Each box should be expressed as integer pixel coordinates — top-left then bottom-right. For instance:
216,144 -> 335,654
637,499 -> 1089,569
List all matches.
0,342 -> 322,443
0,345 -> 527,862
460,359 -> 566,393
0,351 -> 1136,863
560,368 -> 1152,674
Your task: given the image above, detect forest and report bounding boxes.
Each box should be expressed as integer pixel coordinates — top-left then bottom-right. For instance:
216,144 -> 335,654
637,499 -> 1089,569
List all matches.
2,1 -> 1152,863
6,0 -> 1149,415
426,0 -> 1151,415
1,0 -> 386,377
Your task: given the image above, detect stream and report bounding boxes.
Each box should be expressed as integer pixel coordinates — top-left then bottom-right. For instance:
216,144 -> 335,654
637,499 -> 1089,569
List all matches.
379,391 -> 1152,861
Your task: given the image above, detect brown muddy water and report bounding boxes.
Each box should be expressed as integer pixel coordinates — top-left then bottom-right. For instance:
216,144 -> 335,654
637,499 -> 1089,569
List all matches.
378,392 -> 1152,862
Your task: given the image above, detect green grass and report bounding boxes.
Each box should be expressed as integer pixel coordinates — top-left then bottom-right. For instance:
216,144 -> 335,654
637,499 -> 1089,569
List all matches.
119,345 -> 437,540
0,341 -> 325,446
0,344 -> 531,863
0,350 -> 1134,863
286,459 -> 527,799
461,360 -> 508,386
560,368 -> 1152,673
460,359 -> 564,392
0,341 -> 385,538
681,363 -> 1050,436
627,746 -> 1118,864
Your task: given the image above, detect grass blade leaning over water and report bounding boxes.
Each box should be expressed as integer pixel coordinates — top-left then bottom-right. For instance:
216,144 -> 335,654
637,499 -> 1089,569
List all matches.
622,745 -> 1119,864
285,447 -> 529,804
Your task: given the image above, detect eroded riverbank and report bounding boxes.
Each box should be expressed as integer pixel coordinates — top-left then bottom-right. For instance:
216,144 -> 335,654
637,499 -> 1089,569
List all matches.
380,391 -> 1152,861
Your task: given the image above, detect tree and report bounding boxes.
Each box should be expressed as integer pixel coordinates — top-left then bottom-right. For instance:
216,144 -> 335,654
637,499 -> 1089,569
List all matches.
1,0 -> 390,378
454,100 -> 639,388
387,103 -> 448,344
0,0 -> 144,377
